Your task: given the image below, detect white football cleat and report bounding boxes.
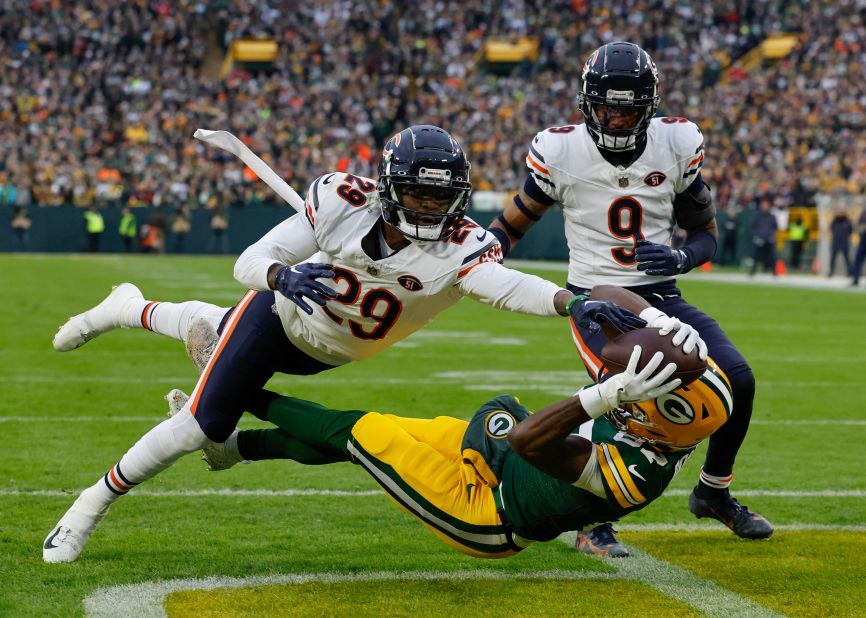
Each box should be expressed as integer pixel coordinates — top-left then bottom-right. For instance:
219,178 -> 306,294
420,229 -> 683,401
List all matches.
43,492 -> 110,563
185,317 -> 219,374
165,388 -> 190,417
202,431 -> 245,471
53,283 -> 143,352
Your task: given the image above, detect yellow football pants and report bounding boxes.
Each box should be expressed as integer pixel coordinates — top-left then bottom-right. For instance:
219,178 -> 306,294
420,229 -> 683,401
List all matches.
348,412 -> 520,559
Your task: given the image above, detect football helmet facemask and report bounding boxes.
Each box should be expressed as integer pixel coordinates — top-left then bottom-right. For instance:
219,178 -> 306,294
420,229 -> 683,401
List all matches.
378,125 -> 472,242
578,41 -> 660,152
606,359 -> 732,451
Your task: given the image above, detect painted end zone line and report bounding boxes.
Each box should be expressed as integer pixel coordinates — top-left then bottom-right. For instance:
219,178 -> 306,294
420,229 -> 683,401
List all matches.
84,570 -> 622,618
556,532 -> 785,618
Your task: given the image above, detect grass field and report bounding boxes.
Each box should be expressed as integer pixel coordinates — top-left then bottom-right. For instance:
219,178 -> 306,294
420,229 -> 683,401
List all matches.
1,253 -> 865,617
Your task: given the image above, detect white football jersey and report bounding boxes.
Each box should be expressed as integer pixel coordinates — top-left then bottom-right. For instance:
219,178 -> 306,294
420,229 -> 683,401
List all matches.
526,118 -> 705,288
259,172 -> 561,365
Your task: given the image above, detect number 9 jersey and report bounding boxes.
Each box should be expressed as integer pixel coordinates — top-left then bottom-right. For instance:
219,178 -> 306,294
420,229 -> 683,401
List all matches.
526,118 -> 705,288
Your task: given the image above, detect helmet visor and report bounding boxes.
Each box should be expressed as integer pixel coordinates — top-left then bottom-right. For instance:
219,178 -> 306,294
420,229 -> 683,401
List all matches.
591,104 -> 644,132
395,185 -> 464,226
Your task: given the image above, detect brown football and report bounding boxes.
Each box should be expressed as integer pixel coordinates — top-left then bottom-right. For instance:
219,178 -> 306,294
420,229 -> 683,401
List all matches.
600,327 -> 707,387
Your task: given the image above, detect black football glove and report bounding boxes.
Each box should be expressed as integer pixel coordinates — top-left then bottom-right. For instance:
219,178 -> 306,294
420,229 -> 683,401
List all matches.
635,239 -> 690,276
566,297 -> 647,335
274,263 -> 337,315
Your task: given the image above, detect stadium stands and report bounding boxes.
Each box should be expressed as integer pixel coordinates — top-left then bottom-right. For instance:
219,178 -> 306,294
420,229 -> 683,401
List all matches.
0,0 -> 862,228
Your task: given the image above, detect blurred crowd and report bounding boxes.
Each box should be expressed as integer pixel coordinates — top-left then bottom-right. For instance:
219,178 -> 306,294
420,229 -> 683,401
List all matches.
0,0 -> 865,219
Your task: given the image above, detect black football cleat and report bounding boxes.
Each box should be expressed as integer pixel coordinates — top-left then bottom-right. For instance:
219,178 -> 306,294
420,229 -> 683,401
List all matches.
688,488 -> 774,539
576,523 -> 630,557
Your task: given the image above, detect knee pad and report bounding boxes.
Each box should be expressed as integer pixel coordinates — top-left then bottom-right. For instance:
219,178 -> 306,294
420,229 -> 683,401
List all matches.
168,408 -> 211,451
727,366 -> 756,403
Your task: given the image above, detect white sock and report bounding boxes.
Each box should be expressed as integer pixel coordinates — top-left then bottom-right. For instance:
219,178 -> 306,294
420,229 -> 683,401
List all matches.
224,431 -> 240,457
132,301 -> 228,342
85,409 -> 211,509
699,467 -> 733,490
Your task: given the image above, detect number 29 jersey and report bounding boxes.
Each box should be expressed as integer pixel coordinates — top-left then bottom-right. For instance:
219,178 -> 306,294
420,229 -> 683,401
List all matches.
526,118 -> 705,288
273,173 -> 559,366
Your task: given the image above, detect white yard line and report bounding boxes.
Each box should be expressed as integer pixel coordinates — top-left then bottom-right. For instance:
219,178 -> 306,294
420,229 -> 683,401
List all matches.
83,569 -> 623,618
80,538 -> 799,618
5,415 -> 865,427
5,488 -> 865,498
506,259 -> 864,293
557,531 -> 786,618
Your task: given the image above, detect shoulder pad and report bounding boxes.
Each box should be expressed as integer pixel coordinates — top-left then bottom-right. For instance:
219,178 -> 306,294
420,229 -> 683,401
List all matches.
526,129 -> 574,196
654,117 -> 703,157
306,172 -> 378,228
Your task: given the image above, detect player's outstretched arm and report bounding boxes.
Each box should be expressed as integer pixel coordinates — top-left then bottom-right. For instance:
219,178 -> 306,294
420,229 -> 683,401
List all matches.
488,183 -> 555,256
588,285 -> 708,360
458,260 -> 573,316
234,214 -> 320,291
508,346 -> 680,482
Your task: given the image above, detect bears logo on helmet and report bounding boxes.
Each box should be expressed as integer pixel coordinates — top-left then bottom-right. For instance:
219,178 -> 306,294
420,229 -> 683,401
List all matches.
377,125 -> 472,242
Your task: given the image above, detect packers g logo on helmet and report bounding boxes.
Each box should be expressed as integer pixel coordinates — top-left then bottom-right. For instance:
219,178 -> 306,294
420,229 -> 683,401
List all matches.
656,393 -> 696,425
485,411 -> 516,439
608,360 -> 733,450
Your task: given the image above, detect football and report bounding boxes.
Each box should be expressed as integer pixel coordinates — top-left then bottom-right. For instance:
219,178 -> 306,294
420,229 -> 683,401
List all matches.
600,327 -> 707,387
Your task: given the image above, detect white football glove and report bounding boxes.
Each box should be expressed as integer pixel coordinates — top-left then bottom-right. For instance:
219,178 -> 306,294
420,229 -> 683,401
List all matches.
578,345 -> 682,418
639,307 -> 708,361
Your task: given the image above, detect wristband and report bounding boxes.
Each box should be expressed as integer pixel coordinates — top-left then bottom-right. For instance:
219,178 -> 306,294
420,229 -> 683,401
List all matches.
578,384 -> 614,419
639,307 -> 667,324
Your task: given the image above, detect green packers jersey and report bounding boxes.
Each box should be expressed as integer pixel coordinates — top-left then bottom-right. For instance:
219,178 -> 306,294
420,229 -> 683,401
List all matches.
493,403 -> 694,542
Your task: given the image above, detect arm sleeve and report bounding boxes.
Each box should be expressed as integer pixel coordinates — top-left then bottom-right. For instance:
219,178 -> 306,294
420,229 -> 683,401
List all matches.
525,131 -> 561,202
233,213 -> 320,290
457,261 -> 564,317
672,122 -> 705,194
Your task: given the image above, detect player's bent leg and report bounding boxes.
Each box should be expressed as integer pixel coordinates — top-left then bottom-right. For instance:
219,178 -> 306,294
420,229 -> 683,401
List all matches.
185,317 -> 220,374
349,412 -> 524,558
45,291 -> 273,563
576,523 -> 630,558
166,387 -> 248,471
53,283 -> 144,351
651,298 -> 773,539
53,282 -> 229,354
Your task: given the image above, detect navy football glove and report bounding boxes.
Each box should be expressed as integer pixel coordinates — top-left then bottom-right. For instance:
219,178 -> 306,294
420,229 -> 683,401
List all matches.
635,240 -> 690,276
274,263 -> 337,315
567,297 -> 647,335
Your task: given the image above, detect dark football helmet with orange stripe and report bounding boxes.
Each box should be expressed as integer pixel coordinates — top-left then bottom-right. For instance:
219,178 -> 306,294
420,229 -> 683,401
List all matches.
607,359 -> 732,451
378,125 -> 472,242
578,42 -> 660,152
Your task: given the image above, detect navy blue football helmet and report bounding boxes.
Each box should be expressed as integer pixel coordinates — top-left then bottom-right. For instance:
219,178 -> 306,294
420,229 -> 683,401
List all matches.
377,125 -> 472,241
578,42 -> 660,152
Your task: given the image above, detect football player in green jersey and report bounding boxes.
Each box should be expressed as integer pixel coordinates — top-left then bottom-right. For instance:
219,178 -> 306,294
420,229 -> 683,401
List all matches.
186,284 -> 732,558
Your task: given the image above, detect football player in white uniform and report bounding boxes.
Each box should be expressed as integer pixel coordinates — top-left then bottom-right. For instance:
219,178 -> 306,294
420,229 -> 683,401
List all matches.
43,125 -> 579,564
489,42 -> 772,555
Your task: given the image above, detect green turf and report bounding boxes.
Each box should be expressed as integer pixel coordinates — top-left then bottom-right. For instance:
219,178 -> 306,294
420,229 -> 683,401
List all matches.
1,254 -> 865,616
627,531 -> 866,617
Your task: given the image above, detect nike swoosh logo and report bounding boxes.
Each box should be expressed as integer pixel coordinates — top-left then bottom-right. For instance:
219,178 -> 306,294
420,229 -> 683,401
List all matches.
627,464 -> 646,482
43,526 -> 63,550
475,231 -> 486,241
322,174 -> 336,185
